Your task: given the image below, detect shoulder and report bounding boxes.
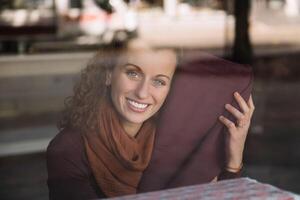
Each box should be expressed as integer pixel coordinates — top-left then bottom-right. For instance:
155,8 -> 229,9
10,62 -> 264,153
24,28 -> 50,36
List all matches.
47,128 -> 90,177
47,128 -> 83,154
47,129 -> 105,199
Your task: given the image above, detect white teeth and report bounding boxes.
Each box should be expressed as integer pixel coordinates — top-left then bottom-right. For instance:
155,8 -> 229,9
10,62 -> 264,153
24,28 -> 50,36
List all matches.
127,99 -> 148,109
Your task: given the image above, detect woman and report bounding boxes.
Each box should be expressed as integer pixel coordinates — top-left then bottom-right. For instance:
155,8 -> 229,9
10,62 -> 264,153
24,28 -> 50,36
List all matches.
47,47 -> 254,199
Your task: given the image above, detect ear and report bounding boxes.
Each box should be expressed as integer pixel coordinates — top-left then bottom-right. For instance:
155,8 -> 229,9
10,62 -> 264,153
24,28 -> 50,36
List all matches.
105,70 -> 112,86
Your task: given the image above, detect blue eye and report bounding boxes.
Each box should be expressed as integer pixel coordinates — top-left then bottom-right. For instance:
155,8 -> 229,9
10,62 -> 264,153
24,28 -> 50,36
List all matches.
126,70 -> 139,79
153,79 -> 166,87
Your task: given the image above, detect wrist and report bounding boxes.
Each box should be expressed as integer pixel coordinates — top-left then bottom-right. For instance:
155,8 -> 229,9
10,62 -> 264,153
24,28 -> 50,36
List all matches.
225,162 -> 243,173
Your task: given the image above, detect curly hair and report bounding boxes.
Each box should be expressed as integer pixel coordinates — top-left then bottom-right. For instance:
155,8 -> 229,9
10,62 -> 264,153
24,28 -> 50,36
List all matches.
58,48 -> 128,133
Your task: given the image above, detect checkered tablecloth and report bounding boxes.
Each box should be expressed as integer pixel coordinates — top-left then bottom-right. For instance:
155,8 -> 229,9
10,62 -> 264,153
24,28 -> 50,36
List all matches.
106,178 -> 300,200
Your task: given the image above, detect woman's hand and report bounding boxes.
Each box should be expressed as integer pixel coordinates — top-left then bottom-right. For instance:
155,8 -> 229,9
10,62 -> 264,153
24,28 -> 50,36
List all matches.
219,92 -> 255,171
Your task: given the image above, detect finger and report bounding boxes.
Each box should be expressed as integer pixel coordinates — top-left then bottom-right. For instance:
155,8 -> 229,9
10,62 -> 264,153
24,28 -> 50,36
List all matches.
247,95 -> 255,115
219,116 -> 236,130
234,92 -> 250,114
225,103 -> 244,120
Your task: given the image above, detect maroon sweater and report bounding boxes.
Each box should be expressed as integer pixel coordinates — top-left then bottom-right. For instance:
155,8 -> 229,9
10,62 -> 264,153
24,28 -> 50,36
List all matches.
47,129 -> 105,200
47,128 -> 241,200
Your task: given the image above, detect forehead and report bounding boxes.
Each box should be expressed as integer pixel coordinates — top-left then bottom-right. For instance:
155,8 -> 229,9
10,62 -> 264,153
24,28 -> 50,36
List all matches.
125,50 -> 177,76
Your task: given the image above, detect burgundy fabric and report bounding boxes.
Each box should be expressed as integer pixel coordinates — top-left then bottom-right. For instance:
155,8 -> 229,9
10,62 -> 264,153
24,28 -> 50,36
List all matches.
218,169 -> 243,180
47,129 -> 106,200
137,53 -> 253,192
46,128 -> 240,200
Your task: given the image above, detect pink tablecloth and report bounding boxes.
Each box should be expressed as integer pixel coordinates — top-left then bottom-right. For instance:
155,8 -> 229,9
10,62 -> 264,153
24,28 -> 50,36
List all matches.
106,178 -> 299,200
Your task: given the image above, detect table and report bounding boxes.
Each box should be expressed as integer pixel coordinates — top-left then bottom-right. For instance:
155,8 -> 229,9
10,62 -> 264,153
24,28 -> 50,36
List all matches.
106,178 -> 300,200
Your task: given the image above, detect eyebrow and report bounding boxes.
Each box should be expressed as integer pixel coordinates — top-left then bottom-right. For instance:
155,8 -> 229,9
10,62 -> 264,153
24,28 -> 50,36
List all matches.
125,63 -> 171,80
124,63 -> 142,72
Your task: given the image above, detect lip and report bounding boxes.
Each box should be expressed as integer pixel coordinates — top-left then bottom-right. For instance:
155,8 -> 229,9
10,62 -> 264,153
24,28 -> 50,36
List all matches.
126,98 -> 151,113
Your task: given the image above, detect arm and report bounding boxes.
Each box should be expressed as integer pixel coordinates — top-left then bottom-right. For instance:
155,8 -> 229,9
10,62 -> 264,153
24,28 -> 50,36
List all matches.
217,169 -> 242,181
218,92 -> 255,179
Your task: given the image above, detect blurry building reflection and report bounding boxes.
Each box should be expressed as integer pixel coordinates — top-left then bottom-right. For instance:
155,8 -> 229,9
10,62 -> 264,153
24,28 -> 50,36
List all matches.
1,0 -> 300,199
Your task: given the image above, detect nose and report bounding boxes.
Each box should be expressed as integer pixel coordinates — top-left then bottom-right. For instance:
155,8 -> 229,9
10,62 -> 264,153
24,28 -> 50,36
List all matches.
135,79 -> 149,99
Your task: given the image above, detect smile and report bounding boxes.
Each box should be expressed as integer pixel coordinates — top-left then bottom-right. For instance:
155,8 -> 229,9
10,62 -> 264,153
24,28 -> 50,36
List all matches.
126,98 -> 150,112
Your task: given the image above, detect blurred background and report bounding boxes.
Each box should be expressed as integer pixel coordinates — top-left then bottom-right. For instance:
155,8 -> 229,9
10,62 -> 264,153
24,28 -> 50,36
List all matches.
1,0 -> 300,199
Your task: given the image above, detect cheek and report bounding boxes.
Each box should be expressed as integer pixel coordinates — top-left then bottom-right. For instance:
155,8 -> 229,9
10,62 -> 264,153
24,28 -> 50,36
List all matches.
111,76 -> 135,98
153,88 -> 170,106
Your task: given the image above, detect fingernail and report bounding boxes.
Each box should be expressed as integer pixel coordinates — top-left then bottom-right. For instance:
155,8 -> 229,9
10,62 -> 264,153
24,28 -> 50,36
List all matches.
234,92 -> 239,96
225,104 -> 229,109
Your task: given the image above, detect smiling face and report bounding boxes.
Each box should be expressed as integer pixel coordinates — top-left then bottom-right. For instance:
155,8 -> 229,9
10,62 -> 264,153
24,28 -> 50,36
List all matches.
107,49 -> 177,133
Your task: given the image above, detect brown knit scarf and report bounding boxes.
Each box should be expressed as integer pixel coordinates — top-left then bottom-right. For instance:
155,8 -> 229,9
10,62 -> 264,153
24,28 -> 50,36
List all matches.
83,99 -> 156,197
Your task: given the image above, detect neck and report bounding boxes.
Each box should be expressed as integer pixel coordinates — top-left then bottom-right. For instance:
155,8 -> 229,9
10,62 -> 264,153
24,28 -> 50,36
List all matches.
121,121 -> 143,138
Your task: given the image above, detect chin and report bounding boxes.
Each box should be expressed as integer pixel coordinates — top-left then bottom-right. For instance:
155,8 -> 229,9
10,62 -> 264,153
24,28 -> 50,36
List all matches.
125,115 -> 150,125
123,106 -> 155,125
